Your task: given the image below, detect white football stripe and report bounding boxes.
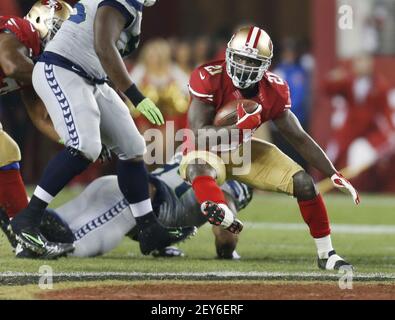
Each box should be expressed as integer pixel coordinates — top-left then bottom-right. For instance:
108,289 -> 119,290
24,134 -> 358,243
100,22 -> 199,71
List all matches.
188,85 -> 214,101
248,27 -> 260,48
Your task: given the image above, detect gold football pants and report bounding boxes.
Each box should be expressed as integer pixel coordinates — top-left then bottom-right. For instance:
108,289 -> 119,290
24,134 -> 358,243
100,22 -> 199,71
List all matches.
180,138 -> 303,195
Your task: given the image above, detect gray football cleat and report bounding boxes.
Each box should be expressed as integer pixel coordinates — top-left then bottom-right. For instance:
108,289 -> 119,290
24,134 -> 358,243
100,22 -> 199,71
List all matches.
14,226 -> 74,259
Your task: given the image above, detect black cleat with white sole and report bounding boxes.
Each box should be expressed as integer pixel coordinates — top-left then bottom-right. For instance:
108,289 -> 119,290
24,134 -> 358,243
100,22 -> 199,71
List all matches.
317,250 -> 353,271
138,223 -> 196,255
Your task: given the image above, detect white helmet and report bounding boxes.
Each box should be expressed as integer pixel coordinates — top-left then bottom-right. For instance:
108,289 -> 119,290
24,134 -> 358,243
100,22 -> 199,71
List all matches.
143,0 -> 157,7
25,0 -> 73,45
226,26 -> 273,89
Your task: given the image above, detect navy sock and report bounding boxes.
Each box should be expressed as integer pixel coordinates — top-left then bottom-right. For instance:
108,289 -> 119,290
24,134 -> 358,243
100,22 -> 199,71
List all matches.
22,196 -> 48,225
117,160 -> 155,228
32,147 -> 91,214
12,148 -> 91,230
117,159 -> 150,204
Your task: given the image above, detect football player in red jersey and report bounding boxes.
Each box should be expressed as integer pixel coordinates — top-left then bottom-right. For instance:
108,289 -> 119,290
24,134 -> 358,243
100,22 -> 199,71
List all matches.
179,26 -> 360,270
0,1 -> 71,220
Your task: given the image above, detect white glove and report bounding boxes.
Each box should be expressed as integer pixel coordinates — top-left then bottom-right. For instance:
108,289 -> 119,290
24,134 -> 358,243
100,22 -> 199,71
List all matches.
331,172 -> 360,205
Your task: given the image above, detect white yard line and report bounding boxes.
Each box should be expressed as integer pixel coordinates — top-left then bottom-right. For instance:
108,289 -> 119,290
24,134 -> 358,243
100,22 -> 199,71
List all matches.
1,271 -> 395,281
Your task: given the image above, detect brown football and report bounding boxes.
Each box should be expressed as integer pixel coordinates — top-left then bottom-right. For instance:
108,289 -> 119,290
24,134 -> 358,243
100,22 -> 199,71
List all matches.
213,99 -> 260,126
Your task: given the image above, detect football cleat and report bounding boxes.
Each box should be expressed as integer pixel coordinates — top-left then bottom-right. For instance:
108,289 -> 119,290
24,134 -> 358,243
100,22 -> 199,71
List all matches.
138,223 -> 197,255
201,201 -> 243,234
15,243 -> 40,259
40,209 -> 75,243
0,208 -> 18,249
39,241 -> 75,260
13,226 -> 74,259
317,250 -> 353,271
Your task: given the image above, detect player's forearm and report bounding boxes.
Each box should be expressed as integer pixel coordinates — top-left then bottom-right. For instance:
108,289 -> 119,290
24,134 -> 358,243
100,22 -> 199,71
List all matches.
96,44 -> 133,92
94,6 -> 134,93
274,110 -> 337,177
0,35 -> 34,85
188,100 -> 239,147
290,133 -> 337,177
31,118 -> 60,142
0,52 -> 33,85
21,91 -> 60,142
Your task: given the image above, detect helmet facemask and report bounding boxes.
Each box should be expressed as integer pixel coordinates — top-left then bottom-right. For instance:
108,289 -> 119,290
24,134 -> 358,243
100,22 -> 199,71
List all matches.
48,7 -> 65,40
226,47 -> 271,89
43,14 -> 63,45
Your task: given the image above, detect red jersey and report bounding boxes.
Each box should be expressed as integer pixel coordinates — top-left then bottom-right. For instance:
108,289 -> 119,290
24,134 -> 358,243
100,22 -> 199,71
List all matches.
188,60 -> 292,124
0,16 -> 41,95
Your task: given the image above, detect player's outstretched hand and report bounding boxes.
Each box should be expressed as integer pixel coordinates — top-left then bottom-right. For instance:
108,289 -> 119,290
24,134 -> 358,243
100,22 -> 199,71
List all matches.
236,102 -> 262,130
137,98 -> 165,125
331,172 -> 360,205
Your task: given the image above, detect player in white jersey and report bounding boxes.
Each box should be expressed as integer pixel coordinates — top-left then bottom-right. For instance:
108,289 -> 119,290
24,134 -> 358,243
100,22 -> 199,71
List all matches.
11,0 -> 190,258
1,158 -> 252,259
44,0 -> 141,81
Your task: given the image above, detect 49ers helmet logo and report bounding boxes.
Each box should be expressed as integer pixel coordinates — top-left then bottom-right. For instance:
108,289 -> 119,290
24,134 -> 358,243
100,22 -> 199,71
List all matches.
41,0 -> 63,11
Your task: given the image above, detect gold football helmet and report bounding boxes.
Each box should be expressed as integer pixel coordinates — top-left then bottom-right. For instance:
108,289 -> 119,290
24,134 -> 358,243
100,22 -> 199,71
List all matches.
25,0 -> 73,44
226,26 -> 273,89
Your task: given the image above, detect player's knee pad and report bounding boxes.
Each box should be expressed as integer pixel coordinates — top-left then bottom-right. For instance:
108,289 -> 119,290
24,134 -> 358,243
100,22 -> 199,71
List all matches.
180,150 -> 226,185
292,171 -> 317,200
186,162 -> 218,181
0,129 -> 21,167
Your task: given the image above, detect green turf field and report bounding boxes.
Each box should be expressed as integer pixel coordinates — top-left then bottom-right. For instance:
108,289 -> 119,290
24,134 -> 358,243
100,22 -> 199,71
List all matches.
1,189 -> 394,299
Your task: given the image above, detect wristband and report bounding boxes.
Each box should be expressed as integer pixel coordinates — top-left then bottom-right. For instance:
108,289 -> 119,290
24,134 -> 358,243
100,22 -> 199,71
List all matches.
124,84 -> 145,106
